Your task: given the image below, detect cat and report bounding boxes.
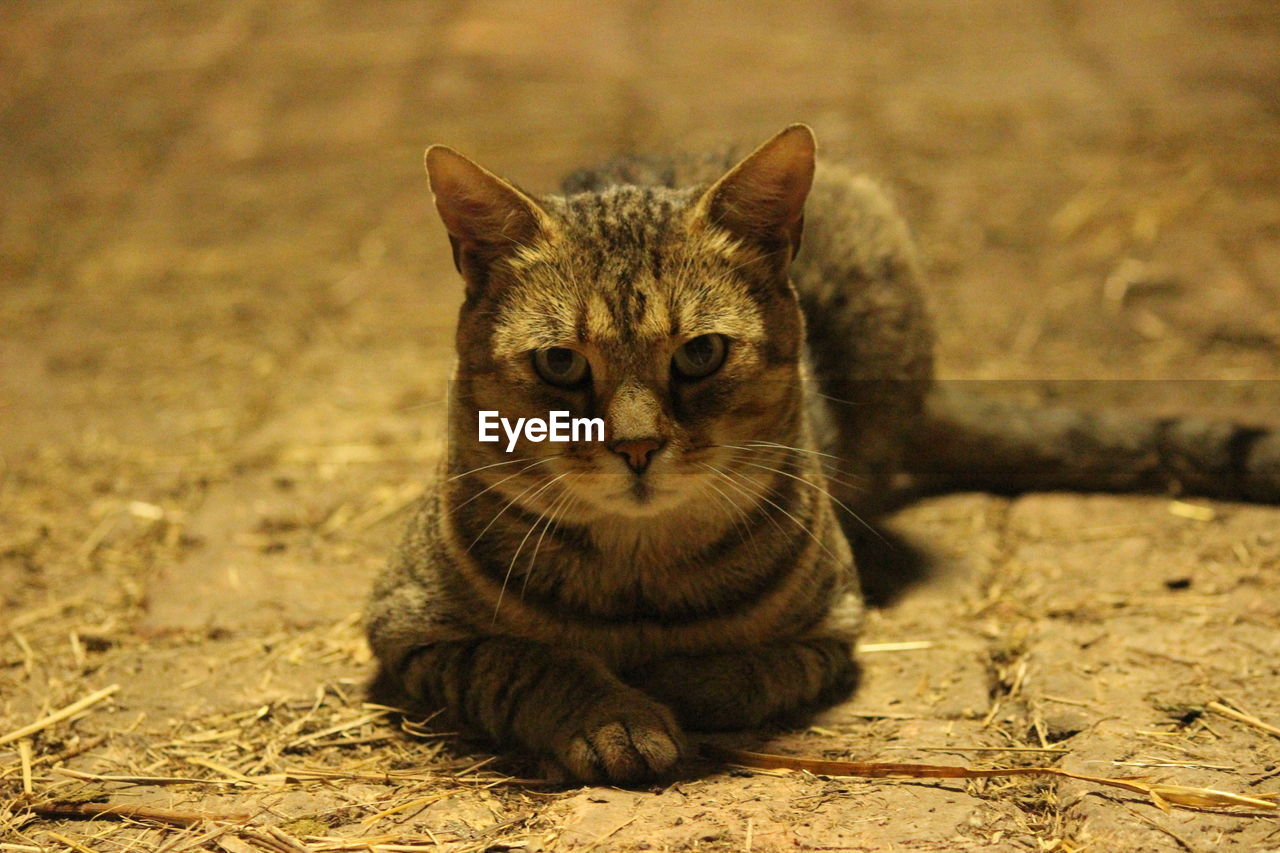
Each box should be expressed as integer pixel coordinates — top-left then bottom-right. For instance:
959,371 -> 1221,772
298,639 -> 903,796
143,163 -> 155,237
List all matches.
365,124 -> 1280,784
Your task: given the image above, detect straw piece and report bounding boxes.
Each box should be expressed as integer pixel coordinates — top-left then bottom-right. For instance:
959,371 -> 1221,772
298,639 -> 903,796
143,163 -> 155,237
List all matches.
883,745 -> 1068,753
705,745 -> 1278,813
286,710 -> 390,749
360,791 -> 456,827
1208,700 -> 1280,739
0,685 -> 120,747
42,831 -> 98,853
856,641 -> 935,653
18,740 -> 33,795
55,767 -> 238,786
23,800 -> 248,827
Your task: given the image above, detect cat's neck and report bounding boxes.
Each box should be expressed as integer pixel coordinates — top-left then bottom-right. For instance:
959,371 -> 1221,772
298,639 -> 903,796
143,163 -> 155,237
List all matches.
584,501 -> 742,570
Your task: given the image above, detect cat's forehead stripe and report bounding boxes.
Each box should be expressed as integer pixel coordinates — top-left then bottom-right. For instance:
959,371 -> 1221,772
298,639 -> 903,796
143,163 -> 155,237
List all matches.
499,258 -> 765,348
582,280 -> 671,343
490,184 -> 771,353
583,293 -> 611,341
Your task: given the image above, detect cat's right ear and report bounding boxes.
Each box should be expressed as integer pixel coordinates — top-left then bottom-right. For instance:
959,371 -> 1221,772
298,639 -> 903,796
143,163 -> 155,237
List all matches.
424,146 -> 553,296
694,124 -> 816,262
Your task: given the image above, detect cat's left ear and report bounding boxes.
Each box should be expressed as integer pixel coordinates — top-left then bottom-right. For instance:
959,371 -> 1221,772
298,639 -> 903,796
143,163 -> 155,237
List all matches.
695,123 -> 816,260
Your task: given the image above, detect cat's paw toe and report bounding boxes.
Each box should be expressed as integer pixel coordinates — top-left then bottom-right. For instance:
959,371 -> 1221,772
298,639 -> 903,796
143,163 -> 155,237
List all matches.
554,693 -> 684,784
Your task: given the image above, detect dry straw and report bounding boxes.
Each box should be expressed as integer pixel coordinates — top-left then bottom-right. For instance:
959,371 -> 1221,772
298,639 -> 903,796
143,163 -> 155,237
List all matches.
704,745 -> 1279,814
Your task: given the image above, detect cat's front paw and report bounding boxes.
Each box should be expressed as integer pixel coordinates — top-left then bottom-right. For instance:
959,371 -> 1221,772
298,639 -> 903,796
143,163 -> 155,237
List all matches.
549,689 -> 684,784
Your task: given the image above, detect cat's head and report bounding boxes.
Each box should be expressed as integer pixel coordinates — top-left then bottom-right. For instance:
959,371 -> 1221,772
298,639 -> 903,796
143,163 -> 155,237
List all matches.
429,125 -> 815,520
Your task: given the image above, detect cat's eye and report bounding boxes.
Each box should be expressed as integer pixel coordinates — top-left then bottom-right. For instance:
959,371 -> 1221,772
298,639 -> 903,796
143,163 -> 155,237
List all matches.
532,347 -> 590,387
671,334 -> 728,380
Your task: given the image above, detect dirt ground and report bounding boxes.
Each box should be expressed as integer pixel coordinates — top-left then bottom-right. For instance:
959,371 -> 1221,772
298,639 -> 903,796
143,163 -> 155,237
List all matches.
3,1 -> 1280,850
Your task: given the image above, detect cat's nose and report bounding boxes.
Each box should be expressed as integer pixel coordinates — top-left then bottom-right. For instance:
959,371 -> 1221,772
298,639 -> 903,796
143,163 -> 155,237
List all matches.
610,438 -> 665,475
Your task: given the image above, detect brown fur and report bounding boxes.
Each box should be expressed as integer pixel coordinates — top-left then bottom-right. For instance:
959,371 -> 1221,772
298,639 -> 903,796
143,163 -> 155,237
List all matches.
366,123 -> 1280,784
367,126 -> 876,783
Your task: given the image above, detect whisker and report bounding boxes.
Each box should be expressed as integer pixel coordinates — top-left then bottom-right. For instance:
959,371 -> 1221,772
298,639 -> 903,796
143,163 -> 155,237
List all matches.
812,391 -> 870,408
696,478 -> 760,563
698,462 -> 791,542
452,457 -> 555,511
704,462 -> 848,566
731,457 -> 883,543
717,444 -> 868,491
739,440 -> 862,470
397,398 -> 448,412
448,455 -> 538,482
492,471 -> 572,622
521,474 -> 583,600
699,479 -> 753,541
719,448 -> 866,496
700,439 -> 868,483
464,469 -> 556,555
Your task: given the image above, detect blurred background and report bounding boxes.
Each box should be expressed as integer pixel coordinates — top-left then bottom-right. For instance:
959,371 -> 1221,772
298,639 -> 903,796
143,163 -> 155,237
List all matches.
2,0 -> 1278,637
2,4 -> 1279,849
3,0 -> 1280,628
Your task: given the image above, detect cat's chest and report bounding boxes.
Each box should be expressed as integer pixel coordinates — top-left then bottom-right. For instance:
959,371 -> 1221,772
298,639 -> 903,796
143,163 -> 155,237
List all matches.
453,511 -> 849,668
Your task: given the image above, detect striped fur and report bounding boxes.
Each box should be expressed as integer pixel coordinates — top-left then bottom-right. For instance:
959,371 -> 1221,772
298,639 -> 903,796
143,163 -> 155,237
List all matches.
368,123 -> 1280,784
367,126 -> 880,783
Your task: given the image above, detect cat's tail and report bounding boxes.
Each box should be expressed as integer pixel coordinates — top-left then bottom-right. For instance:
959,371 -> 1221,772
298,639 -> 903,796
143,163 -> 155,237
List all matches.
904,384 -> 1280,503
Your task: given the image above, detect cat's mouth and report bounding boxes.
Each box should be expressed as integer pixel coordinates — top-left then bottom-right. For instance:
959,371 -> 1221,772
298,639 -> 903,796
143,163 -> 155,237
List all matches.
560,456 -> 712,518
629,478 -> 653,503
586,472 -> 686,518
611,475 -> 669,509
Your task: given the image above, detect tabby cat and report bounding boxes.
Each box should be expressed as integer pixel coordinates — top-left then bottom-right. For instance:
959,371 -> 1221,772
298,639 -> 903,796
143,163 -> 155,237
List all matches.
366,125 -> 1280,784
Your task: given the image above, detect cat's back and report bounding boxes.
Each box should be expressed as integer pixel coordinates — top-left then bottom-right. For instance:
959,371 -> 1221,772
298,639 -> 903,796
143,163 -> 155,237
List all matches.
791,162 -> 935,509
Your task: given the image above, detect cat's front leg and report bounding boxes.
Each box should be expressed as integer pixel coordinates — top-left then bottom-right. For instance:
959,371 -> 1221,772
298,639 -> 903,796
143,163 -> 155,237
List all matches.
625,636 -> 857,731
400,637 -> 685,783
